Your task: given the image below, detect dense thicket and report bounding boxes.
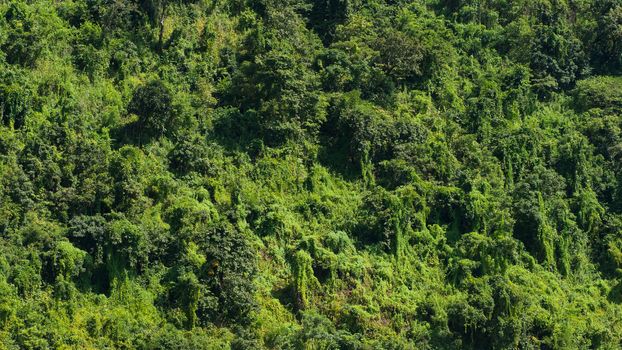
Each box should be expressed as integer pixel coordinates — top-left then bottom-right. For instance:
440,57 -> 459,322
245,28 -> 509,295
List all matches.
1,0 -> 622,349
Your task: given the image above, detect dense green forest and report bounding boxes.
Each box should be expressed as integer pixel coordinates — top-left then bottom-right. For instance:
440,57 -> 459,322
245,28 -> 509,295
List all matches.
1,0 -> 622,348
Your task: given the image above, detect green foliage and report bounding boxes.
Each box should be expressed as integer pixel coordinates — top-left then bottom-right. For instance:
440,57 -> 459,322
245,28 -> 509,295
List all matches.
128,79 -> 177,139
0,81 -> 30,128
574,75 -> 622,111
0,0 -> 622,348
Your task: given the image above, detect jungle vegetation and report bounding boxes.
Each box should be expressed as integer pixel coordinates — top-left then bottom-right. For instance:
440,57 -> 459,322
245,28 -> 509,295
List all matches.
1,0 -> 622,349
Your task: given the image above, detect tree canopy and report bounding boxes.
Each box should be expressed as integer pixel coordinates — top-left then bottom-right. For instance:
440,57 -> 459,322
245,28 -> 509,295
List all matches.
0,0 -> 622,348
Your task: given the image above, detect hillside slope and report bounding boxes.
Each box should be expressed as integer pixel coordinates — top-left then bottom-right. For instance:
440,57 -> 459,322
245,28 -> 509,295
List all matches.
1,0 -> 622,349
